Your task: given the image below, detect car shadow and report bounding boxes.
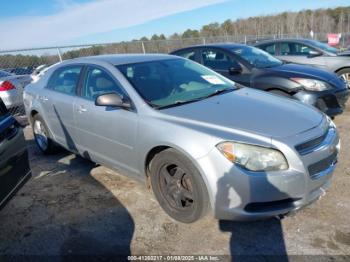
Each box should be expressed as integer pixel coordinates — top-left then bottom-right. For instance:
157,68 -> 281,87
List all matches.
0,138 -> 134,259
0,106 -> 136,258
51,104 -> 135,258
215,168 -> 290,261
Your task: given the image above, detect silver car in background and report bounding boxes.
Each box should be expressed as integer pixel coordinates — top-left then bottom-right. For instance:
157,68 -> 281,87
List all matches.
23,54 -> 340,223
0,70 -> 31,111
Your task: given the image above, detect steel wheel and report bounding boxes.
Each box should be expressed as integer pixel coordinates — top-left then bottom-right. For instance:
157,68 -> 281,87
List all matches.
33,119 -> 48,151
159,164 -> 194,211
150,148 -> 209,223
337,68 -> 350,89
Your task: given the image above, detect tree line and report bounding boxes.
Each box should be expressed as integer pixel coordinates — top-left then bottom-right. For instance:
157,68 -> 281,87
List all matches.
143,6 -> 350,40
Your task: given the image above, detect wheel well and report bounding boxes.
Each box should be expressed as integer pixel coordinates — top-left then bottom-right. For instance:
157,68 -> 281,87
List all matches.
335,67 -> 350,73
30,110 -> 39,124
144,146 -> 170,177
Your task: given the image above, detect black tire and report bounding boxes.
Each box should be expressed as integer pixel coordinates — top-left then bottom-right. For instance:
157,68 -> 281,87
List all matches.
32,114 -> 57,154
149,148 -> 209,223
268,89 -> 293,98
336,68 -> 350,89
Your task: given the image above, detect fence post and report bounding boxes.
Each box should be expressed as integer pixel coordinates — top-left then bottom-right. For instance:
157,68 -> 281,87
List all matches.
57,48 -> 63,62
244,35 -> 247,44
141,41 -> 146,54
202,37 -> 206,45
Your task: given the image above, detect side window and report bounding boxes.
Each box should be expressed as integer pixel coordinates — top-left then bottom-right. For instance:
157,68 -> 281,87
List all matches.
280,43 -> 291,55
261,44 -> 276,55
47,66 -> 82,95
201,49 -> 237,70
175,50 -> 196,61
82,66 -> 125,101
281,42 -> 313,56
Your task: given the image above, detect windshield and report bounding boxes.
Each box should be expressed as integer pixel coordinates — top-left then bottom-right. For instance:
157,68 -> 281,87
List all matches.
307,40 -> 339,54
117,58 -> 236,109
231,46 -> 283,68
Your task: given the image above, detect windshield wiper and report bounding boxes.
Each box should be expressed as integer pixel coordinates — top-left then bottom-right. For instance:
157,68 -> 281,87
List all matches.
156,98 -> 203,109
156,88 -> 235,110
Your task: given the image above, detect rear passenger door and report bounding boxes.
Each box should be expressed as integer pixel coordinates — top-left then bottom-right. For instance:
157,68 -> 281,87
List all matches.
41,65 -> 83,151
74,65 -> 138,176
0,98 -> 30,209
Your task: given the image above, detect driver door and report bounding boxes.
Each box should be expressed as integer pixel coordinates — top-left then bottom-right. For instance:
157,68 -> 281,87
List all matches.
74,65 -> 139,177
200,48 -> 251,87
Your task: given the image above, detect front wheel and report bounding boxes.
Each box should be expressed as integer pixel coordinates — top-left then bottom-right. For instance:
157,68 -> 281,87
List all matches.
337,68 -> 350,89
150,149 -> 209,223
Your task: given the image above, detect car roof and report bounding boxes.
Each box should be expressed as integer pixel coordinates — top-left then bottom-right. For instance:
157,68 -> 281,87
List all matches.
255,38 -> 318,46
171,43 -> 249,53
66,54 -> 178,66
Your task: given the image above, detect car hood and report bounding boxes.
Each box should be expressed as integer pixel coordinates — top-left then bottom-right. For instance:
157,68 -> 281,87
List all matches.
160,88 -> 323,139
264,63 -> 340,84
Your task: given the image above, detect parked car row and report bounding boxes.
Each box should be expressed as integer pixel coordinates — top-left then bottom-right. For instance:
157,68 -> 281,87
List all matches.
1,39 -> 349,223
171,43 -> 349,117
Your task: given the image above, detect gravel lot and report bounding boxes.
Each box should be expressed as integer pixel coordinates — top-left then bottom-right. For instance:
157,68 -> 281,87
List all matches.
0,104 -> 350,260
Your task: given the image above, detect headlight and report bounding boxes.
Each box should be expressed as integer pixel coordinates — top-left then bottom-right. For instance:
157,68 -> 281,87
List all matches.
291,78 -> 330,91
216,142 -> 288,172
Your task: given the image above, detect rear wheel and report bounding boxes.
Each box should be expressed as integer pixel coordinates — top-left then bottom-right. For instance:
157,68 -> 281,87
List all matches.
32,114 -> 57,154
337,68 -> 350,88
150,148 -> 209,223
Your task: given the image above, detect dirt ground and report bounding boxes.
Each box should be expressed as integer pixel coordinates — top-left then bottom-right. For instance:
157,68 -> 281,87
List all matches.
0,105 -> 350,260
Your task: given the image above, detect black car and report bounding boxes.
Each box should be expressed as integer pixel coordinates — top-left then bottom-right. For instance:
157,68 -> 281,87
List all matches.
171,43 -> 349,117
0,98 -> 31,210
254,39 -> 350,87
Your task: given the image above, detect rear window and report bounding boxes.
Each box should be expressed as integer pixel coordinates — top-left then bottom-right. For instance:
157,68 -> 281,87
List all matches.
47,66 -> 82,95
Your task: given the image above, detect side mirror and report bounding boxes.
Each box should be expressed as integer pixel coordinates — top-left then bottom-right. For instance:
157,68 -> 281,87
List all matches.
229,65 -> 242,75
95,93 -> 131,109
307,50 -> 322,58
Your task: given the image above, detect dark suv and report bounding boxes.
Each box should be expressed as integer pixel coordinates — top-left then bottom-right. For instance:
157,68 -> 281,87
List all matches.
171,43 -> 349,117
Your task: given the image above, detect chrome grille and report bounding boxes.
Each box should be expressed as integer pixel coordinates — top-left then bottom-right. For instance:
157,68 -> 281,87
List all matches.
295,128 -> 329,155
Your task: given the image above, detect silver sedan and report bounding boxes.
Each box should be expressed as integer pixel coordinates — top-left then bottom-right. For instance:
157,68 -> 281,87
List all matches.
0,70 -> 31,111
23,54 -> 340,223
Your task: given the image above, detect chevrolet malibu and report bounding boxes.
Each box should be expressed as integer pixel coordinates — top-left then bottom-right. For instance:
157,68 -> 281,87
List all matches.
23,54 -> 340,223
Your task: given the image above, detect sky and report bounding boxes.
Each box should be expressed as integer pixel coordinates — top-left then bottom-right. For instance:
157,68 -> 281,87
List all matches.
0,0 -> 349,51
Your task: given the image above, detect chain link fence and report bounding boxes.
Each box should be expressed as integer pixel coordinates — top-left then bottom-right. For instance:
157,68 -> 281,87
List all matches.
1,32 -> 350,120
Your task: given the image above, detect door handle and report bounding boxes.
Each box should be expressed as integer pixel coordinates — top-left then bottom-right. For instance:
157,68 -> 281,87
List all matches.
40,96 -> 49,101
77,105 -> 87,113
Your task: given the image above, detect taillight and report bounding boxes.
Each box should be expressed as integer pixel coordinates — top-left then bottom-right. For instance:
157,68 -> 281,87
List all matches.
0,81 -> 16,91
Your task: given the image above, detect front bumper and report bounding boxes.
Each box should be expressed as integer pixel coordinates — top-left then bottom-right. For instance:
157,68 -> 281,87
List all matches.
196,121 -> 339,221
293,88 -> 350,117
